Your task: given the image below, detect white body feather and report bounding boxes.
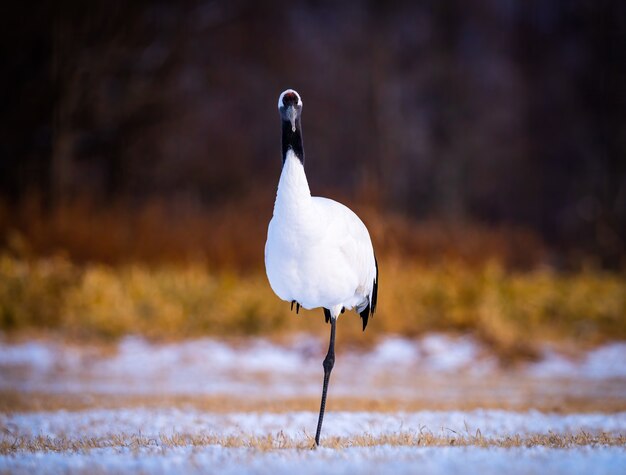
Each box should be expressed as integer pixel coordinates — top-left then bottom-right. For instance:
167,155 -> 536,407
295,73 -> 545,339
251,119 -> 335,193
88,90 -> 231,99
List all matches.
265,150 -> 376,318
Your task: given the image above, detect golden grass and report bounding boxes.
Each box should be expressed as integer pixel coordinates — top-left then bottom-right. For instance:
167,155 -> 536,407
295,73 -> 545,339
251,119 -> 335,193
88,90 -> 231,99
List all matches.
1,254 -> 625,357
0,196 -> 549,270
2,391 -> 626,415
1,430 -> 624,454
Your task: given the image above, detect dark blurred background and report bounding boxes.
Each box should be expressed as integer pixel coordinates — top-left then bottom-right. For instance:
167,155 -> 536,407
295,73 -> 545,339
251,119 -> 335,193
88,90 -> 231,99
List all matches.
1,0 -> 625,269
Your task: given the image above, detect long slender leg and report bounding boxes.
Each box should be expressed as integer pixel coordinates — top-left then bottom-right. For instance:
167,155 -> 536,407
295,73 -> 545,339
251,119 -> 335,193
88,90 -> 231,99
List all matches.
315,316 -> 336,446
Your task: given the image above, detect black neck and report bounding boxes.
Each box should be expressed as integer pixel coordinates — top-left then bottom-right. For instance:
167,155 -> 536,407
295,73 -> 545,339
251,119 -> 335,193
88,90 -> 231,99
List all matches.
282,119 -> 304,164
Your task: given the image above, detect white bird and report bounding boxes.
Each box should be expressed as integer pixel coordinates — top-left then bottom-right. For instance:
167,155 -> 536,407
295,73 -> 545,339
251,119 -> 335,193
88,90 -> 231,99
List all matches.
265,89 -> 378,446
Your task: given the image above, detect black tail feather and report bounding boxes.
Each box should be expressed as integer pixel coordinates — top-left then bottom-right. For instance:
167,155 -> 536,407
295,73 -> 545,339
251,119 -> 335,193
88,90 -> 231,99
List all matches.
371,255 -> 378,314
323,308 -> 331,324
359,306 -> 370,331
359,254 -> 379,332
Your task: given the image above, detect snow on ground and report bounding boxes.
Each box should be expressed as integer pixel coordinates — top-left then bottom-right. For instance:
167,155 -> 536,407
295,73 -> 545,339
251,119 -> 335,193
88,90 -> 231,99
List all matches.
1,335 -> 625,399
3,446 -> 626,475
530,343 -> 626,379
1,335 -> 625,474
2,409 -> 626,439
1,409 -> 625,475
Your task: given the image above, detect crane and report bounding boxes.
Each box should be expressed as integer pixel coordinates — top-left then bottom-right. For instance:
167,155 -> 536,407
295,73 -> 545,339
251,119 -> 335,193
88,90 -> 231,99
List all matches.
265,89 -> 378,446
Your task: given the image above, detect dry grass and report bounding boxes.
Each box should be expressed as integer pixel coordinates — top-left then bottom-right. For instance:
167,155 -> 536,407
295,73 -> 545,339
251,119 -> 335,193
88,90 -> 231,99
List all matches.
0,196 -> 549,270
2,197 -> 624,359
0,254 -> 625,357
1,430 -> 624,455
2,391 -> 626,415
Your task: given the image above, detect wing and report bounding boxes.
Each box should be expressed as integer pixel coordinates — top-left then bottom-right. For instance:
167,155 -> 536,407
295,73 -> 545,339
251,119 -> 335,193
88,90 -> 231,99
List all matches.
312,197 -> 378,329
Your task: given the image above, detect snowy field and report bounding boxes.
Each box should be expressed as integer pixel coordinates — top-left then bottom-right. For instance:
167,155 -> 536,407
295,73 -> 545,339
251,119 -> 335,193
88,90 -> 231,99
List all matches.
1,335 -> 625,473
5,445 -> 626,475
2,408 -> 625,474
2,334 -> 626,399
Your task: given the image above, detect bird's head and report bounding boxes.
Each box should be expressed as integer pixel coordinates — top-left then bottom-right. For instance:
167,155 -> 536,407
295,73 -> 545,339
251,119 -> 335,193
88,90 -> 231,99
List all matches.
278,89 -> 303,132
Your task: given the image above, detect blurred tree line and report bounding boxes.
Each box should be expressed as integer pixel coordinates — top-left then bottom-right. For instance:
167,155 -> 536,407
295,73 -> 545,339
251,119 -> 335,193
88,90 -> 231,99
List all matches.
1,0 -> 624,267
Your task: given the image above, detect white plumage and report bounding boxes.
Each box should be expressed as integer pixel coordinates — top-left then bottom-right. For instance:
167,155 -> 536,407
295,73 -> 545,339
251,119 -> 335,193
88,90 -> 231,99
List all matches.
265,150 -> 377,319
264,89 -> 378,446
265,90 -> 378,323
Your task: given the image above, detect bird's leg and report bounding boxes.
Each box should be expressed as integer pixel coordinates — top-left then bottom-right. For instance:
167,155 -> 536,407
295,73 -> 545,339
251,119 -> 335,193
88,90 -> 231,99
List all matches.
315,316 -> 336,446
